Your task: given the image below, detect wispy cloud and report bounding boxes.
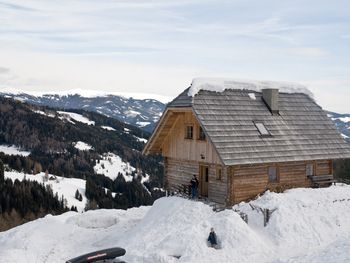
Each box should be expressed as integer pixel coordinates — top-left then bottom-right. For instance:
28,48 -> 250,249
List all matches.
0,0 -> 349,112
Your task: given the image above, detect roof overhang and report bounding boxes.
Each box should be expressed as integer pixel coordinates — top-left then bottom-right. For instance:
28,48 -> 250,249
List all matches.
142,107 -> 192,155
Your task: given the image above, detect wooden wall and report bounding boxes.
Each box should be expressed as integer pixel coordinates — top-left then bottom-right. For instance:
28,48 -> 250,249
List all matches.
228,159 -> 333,205
165,157 -> 227,204
162,111 -> 221,164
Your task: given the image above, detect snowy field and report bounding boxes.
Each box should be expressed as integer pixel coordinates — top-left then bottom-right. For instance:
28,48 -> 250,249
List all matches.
94,152 -> 149,183
74,141 -> 93,151
0,145 -> 31,156
0,185 -> 350,263
57,111 -> 95,125
5,171 -> 88,212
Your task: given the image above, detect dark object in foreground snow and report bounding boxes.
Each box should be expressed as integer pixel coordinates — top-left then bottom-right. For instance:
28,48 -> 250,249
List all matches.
66,247 -> 126,263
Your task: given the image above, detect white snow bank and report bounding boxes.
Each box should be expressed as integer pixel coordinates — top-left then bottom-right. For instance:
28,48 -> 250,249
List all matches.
234,185 -> 350,261
58,111 -> 95,125
74,141 -> 93,151
188,78 -> 314,98
1,186 -> 350,263
5,171 -> 87,212
0,145 -> 31,156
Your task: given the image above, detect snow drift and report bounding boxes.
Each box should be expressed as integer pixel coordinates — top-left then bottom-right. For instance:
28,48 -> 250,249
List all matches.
0,185 -> 350,263
188,78 -> 314,99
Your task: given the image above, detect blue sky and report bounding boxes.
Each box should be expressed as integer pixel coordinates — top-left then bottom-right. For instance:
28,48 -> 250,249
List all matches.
0,0 -> 349,112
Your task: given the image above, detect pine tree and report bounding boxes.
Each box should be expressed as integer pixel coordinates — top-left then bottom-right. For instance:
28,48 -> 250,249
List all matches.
0,159 -> 4,183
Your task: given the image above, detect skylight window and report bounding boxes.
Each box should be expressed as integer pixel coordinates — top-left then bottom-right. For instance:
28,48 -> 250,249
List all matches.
254,122 -> 270,136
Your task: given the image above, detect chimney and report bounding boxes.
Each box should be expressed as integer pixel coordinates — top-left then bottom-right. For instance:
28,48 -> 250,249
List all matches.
262,89 -> 279,115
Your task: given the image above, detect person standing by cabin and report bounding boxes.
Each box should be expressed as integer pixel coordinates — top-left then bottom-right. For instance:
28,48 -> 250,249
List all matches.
190,174 -> 199,199
207,227 -> 218,248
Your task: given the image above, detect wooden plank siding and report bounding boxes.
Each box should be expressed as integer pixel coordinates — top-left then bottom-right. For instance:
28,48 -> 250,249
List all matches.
162,110 -> 222,164
165,157 -> 227,204
228,160 -> 333,204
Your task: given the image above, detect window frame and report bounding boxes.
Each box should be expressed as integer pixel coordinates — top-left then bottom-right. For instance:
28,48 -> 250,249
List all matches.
216,165 -> 222,181
254,121 -> 272,137
268,166 -> 278,183
197,125 -> 206,141
306,163 -> 314,177
185,125 -> 194,140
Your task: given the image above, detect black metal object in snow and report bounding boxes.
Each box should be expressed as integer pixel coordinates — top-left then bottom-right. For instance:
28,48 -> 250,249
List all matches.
66,247 -> 126,263
249,204 -> 277,227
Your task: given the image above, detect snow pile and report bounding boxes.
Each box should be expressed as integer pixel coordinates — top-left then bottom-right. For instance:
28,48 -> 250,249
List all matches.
57,111 -> 95,125
74,141 -> 93,151
188,78 -> 314,98
234,185 -> 350,261
0,145 -> 31,156
5,171 -> 87,212
1,186 -> 350,262
248,92 -> 256,100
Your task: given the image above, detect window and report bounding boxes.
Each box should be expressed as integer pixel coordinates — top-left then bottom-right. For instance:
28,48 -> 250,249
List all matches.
216,166 -> 222,180
185,125 -> 193,139
198,126 -> 206,140
254,122 -> 271,136
268,166 -> 277,182
306,163 -> 314,177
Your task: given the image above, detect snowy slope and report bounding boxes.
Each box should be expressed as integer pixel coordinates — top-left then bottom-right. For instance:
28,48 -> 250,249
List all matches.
57,111 -> 95,125
328,111 -> 350,143
0,145 -> 31,156
5,171 -> 88,212
0,185 -> 350,263
94,152 -> 149,183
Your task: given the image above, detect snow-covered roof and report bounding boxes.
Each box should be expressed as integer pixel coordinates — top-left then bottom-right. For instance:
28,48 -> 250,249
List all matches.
188,78 -> 314,99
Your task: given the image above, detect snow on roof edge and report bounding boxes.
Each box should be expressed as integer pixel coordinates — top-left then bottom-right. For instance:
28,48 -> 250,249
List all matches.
188,78 -> 314,99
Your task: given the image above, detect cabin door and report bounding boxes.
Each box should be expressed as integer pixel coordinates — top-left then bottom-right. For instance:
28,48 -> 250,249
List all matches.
199,165 -> 209,197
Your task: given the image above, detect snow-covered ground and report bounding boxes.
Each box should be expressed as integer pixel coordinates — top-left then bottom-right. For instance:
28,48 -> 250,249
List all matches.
94,152 -> 149,183
100,125 -> 116,131
5,171 -> 87,212
57,111 -> 95,125
0,185 -> 350,263
136,121 -> 151,127
133,135 -> 148,143
0,145 -> 31,156
74,141 -> 93,151
32,110 -> 56,118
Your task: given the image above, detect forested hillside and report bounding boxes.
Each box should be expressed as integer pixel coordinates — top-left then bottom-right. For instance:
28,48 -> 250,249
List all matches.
0,97 -> 164,230
0,159 -> 68,231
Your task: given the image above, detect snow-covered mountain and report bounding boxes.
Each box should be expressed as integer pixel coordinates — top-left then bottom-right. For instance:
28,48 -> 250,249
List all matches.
327,111 -> 350,143
1,92 -> 349,140
0,185 -> 350,263
0,92 -> 167,132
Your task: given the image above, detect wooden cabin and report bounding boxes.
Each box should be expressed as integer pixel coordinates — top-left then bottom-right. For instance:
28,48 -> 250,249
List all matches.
143,79 -> 350,206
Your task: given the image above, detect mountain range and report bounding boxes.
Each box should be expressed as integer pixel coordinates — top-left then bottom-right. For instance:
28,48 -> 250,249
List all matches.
1,91 -> 349,143
0,92 -> 166,133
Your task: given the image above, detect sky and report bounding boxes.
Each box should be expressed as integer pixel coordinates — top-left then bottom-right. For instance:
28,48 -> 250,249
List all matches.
0,0 -> 349,112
